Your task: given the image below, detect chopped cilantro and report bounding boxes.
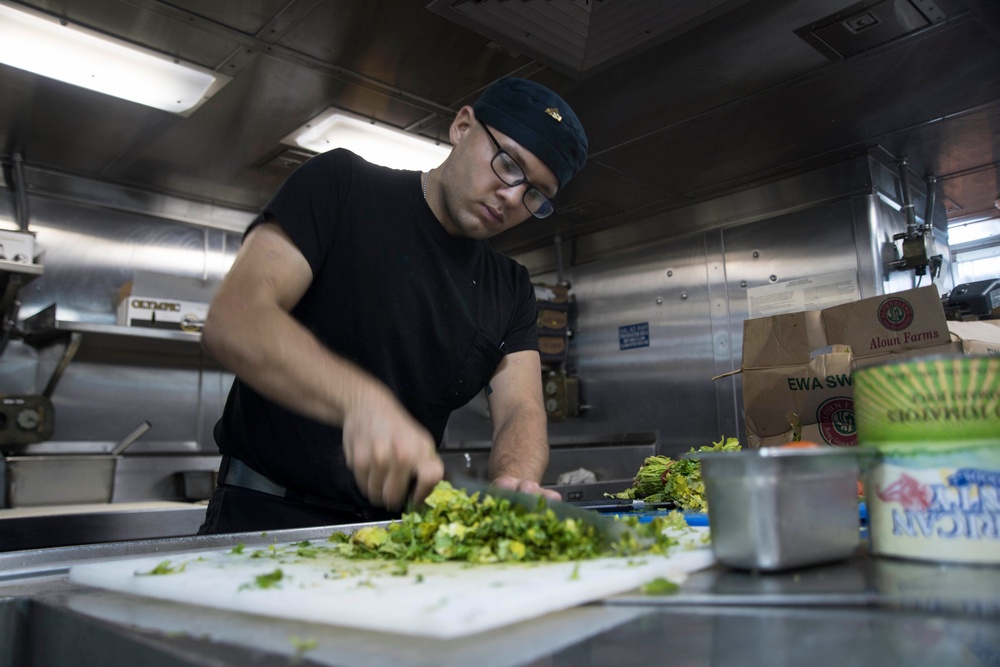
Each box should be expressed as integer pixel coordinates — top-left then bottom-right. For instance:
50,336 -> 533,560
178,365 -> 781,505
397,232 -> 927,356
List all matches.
316,481 -> 692,565
244,568 -> 284,590
139,560 -> 186,576
641,577 -> 680,595
608,436 -> 740,511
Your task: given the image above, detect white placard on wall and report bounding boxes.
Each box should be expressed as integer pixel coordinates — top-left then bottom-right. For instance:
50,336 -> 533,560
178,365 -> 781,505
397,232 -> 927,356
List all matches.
747,269 -> 860,319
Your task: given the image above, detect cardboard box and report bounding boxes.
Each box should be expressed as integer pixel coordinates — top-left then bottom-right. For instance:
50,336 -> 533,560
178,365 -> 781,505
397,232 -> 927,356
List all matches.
944,319 -> 1000,356
0,229 -> 36,264
822,286 -> 950,360
734,285 -> 1000,448
742,346 -> 855,443
741,286 -> 949,368
117,271 -> 220,332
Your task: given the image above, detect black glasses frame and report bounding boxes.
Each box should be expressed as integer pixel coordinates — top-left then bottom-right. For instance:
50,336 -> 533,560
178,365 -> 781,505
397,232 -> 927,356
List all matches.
478,120 -> 555,219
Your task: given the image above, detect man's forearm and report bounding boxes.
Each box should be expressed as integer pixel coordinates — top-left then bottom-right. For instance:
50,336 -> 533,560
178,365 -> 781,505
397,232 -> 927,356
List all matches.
203,300 -> 386,428
487,405 -> 549,483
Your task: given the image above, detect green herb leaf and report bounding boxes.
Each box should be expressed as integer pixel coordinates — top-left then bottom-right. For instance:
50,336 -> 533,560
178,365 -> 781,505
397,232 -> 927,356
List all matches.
641,577 -> 680,595
139,560 -> 186,576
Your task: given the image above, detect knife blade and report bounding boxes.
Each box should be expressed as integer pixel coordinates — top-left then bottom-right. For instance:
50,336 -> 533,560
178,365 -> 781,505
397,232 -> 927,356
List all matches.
442,472 -> 637,547
567,498 -> 676,512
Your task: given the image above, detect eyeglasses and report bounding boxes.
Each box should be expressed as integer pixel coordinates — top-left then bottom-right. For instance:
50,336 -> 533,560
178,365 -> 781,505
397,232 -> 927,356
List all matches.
478,120 -> 555,219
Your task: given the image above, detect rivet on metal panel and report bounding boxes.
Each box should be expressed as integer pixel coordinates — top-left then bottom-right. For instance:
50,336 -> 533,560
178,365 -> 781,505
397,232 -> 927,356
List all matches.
752,251 -> 760,259
656,297 -> 663,305
770,275 -> 778,282
666,269 -> 673,277
740,281 -> 747,288
681,292 -> 688,300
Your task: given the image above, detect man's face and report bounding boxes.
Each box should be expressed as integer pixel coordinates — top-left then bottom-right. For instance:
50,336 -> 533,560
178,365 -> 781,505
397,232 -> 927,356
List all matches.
438,109 -> 559,241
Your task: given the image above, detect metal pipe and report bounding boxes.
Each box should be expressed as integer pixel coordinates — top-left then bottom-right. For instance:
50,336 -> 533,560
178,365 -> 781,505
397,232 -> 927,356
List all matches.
896,156 -> 917,234
11,153 -> 30,232
554,234 -> 566,285
923,174 -> 937,227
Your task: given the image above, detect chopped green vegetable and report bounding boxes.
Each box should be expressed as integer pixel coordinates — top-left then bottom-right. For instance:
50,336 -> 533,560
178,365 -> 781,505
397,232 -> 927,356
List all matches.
320,482 -> 692,565
212,482 -> 706,594
289,635 -> 317,663
245,568 -> 284,590
641,577 -> 680,595
230,543 -> 245,555
139,560 -> 186,576
608,435 -> 740,511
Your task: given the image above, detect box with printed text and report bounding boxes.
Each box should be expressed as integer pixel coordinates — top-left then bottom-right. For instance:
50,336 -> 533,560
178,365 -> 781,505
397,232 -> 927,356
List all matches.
116,271 -> 220,332
728,285 -> 1000,447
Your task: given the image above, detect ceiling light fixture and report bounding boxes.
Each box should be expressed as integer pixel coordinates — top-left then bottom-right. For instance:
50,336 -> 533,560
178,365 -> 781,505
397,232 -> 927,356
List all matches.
281,108 -> 451,172
0,1 -> 229,116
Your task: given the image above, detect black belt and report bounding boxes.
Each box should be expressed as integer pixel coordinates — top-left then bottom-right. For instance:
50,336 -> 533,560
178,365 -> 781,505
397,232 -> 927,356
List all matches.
220,455 -> 341,510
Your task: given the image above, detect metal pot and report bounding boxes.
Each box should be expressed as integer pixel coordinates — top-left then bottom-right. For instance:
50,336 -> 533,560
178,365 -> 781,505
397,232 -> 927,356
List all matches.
1,421 -> 151,508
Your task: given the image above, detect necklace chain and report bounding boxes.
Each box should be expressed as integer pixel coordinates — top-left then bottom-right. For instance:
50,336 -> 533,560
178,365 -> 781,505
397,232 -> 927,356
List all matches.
422,171 -> 428,200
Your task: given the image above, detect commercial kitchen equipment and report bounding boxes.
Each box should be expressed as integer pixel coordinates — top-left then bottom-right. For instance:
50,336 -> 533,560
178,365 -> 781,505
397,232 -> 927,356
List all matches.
0,517 -> 996,666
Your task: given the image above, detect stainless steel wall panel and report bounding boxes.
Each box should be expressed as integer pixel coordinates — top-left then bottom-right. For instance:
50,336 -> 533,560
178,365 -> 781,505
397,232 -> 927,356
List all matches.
722,200 -> 862,298
42,346 -> 204,452
0,342 -> 38,394
19,198 -> 223,323
519,156 -> 878,276
540,235 -> 723,457
705,231 -> 741,442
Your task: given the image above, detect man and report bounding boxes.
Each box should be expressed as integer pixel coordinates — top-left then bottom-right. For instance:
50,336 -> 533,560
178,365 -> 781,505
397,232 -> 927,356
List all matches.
198,77 -> 588,533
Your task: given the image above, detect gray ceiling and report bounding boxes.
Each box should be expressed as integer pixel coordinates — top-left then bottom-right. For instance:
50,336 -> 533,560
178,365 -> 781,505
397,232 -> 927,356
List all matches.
1,0 -> 998,258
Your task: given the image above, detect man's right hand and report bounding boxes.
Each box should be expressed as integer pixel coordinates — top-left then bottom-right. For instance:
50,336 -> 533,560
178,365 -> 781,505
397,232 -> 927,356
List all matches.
341,387 -> 444,510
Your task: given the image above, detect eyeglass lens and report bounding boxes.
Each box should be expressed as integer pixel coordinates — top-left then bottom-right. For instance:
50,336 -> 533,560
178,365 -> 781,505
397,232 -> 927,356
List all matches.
481,122 -> 554,218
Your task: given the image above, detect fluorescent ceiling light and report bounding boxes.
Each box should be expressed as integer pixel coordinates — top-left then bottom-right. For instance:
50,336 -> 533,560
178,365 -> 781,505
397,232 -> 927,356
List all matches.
282,109 -> 452,172
0,1 -> 229,115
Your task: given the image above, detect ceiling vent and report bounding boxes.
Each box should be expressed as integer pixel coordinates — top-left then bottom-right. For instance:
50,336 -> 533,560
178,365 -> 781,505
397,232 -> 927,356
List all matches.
795,0 -> 946,60
426,0 -> 752,79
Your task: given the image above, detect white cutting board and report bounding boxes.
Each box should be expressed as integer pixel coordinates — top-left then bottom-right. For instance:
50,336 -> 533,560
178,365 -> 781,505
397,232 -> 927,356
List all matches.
70,529 -> 713,639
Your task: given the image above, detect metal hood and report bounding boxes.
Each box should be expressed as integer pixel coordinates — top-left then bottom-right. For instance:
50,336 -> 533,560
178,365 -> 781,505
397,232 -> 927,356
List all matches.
0,0 -> 998,260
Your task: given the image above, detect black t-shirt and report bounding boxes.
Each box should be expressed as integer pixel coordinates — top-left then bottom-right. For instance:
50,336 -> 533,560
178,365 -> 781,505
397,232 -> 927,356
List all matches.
215,149 -> 539,516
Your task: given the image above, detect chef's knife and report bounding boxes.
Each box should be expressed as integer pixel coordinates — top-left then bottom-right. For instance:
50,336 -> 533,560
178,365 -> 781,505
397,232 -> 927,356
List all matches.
442,472 -> 637,547
567,498 -> 675,512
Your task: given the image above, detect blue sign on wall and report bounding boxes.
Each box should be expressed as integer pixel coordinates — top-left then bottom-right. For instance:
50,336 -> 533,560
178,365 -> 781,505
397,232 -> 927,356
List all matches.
619,322 -> 649,350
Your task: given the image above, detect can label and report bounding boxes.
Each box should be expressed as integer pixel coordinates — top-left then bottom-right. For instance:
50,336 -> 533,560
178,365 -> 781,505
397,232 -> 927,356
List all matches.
854,356 -> 1000,447
866,447 -> 1000,563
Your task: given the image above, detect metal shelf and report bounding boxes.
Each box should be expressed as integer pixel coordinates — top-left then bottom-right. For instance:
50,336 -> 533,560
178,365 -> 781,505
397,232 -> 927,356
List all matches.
22,306 -> 212,362
0,259 -> 44,278
1,261 -> 44,318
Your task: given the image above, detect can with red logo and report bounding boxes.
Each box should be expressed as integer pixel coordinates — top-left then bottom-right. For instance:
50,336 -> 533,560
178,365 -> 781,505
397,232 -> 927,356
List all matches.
853,355 -> 1000,564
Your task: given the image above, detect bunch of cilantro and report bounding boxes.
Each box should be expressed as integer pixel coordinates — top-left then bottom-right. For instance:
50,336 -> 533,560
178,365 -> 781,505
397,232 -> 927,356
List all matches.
327,482 -> 685,564
608,436 -> 741,511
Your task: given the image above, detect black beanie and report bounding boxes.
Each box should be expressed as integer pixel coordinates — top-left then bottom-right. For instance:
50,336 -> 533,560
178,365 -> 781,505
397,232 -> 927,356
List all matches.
473,77 -> 588,189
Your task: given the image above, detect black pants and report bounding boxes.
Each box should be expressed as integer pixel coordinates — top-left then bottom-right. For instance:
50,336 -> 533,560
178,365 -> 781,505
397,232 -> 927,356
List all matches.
197,483 -> 396,535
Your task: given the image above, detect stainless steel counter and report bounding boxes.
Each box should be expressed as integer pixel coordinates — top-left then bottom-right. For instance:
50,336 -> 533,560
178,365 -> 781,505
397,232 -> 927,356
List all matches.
0,502 -> 207,552
0,524 -> 997,666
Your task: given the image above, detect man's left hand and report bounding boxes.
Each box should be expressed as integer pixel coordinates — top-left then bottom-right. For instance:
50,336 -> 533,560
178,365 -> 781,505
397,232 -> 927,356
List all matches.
492,475 -> 562,502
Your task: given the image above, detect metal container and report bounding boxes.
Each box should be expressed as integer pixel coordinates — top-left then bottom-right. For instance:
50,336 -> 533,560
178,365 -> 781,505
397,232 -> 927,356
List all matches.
686,447 -> 861,571
4,455 -> 119,506
1,421 -> 151,508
